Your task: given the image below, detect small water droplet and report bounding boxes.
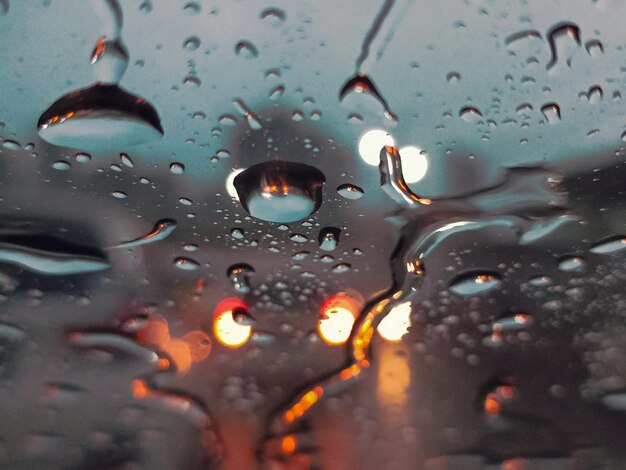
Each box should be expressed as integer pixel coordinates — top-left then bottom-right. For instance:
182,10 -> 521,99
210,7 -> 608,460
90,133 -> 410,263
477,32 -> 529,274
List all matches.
290,233 -> 308,243
528,275 -> 552,287
230,228 -> 245,239
292,251 -> 309,261
183,2 -> 200,14
112,191 -> 127,199
590,236 -> 626,254
174,257 -> 200,271
319,227 -> 340,251
585,39 -> 603,57
2,139 -> 20,150
52,160 -> 70,170
558,256 -> 585,272
269,85 -> 285,100
183,75 -> 201,87
449,272 -> 502,296
337,183 -> 364,200
260,7 -> 286,25
235,40 -> 259,59
183,36 -> 201,51
541,103 -> 561,124
227,263 -> 254,293
446,72 -> 461,83
178,197 -> 193,206
75,152 -> 91,163
170,162 -> 185,174
332,263 -> 351,274
459,106 -> 483,123
120,152 -> 134,167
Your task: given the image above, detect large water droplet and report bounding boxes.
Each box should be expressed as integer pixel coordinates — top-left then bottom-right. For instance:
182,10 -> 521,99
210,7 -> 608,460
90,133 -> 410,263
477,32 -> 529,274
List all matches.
37,84 -> 163,151
0,241 -> 109,275
234,161 -> 325,223
449,272 -> 502,296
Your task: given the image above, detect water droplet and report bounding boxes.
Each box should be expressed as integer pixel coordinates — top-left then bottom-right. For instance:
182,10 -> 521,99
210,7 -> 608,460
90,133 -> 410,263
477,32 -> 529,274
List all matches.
0,241 -> 109,275
183,75 -> 201,87
170,162 -> 185,174
109,219 -> 177,249
585,39 -> 604,57
290,233 -> 308,243
558,256 -> 585,272
339,74 -> 397,121
292,251 -> 309,261
174,257 -> 200,271
215,149 -> 230,160
90,37 -> 129,84
233,99 -> 263,130
178,197 -> 193,206
227,263 -> 254,293
38,84 -> 163,151
446,72 -> 461,83
75,152 -> 91,163
183,36 -> 201,51
449,272 -> 502,296
590,236 -> 626,254
219,114 -> 238,126
120,152 -> 134,167
230,228 -> 245,239
528,275 -> 552,287
319,227 -> 340,251
111,191 -> 126,199
541,103 -> 561,124
546,22 -> 581,72
505,29 -> 542,46
235,40 -> 259,59
337,183 -> 364,200
2,139 -> 20,150
332,263 -> 351,274
183,2 -> 200,14
52,160 -> 70,170
260,7 -> 286,25
459,106 -> 483,123
491,313 -> 534,332
269,85 -> 285,100
233,161 -> 325,223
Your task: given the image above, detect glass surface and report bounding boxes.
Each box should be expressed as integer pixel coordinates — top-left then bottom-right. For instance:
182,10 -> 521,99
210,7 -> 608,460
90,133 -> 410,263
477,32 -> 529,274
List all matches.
0,1 -> 625,469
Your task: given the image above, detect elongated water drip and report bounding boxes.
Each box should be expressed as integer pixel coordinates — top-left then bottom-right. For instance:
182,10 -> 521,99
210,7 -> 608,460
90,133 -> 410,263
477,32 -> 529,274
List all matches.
379,145 -> 431,207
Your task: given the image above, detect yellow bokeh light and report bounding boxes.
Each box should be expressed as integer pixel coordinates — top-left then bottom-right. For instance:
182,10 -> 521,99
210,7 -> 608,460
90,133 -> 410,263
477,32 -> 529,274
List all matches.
214,310 -> 252,348
318,306 -> 356,346
377,302 -> 411,342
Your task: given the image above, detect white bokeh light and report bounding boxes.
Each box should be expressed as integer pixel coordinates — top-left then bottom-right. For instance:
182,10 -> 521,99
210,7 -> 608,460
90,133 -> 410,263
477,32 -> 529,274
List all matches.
358,129 -> 395,166
399,146 -> 428,183
225,168 -> 245,200
377,302 -> 412,342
